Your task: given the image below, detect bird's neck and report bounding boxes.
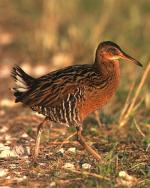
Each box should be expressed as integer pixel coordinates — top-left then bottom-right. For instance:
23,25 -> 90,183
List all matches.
94,57 -> 120,79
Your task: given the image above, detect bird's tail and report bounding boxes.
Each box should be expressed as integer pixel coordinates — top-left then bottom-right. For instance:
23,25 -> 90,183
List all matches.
11,65 -> 35,103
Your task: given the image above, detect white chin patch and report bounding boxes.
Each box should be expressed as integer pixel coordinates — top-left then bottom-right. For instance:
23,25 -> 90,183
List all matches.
108,56 -> 119,60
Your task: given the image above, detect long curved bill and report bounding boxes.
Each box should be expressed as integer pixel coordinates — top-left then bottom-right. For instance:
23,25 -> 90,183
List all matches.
120,51 -> 143,67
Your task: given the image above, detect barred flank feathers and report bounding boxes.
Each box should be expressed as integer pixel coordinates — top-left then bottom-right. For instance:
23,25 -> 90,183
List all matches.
11,65 -> 35,102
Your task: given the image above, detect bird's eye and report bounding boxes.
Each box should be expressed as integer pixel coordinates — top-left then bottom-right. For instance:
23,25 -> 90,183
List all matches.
107,48 -> 118,55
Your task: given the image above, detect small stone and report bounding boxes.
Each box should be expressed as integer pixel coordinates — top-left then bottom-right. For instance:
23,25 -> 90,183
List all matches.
0,168 -> 8,177
57,148 -> 65,154
63,163 -> 75,169
82,163 -> 91,169
39,163 -> 46,167
117,171 -> 138,187
21,133 -> 28,138
119,171 -> 127,177
119,171 -> 137,181
49,181 -> 56,187
67,147 -> 76,153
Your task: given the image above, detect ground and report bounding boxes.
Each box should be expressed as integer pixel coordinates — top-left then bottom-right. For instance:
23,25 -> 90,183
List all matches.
0,64 -> 150,188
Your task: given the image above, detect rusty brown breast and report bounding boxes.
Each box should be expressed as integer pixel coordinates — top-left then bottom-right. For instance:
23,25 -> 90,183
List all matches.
78,60 -> 120,121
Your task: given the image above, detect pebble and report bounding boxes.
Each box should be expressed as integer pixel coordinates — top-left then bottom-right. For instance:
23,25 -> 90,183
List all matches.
0,168 -> 8,177
48,181 -> 56,187
119,171 -> 127,177
21,133 -> 28,138
57,148 -> 65,154
82,163 -> 91,169
67,147 -> 76,153
63,163 -> 75,169
117,171 -> 137,187
119,171 -> 137,181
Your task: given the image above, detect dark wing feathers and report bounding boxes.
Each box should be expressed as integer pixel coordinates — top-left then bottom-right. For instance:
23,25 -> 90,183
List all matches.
22,64 -> 93,108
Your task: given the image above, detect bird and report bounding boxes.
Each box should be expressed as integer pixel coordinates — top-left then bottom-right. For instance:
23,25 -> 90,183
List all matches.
11,41 -> 142,161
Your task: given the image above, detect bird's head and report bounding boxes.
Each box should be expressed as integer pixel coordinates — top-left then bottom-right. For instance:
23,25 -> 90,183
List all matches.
96,41 -> 142,67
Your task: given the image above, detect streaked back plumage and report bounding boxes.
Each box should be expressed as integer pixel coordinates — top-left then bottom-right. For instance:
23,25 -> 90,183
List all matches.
12,61 -> 119,126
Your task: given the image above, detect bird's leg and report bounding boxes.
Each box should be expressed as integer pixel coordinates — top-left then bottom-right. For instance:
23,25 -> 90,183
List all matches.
76,126 -> 102,161
34,118 -> 47,159
94,110 -> 103,127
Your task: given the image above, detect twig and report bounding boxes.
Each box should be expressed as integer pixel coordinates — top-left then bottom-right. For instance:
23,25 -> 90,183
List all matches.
47,141 -> 80,145
132,97 -> 144,112
59,132 -> 77,148
134,119 -> 146,138
56,178 -> 83,186
119,63 -> 150,127
63,167 -> 111,181
119,81 -> 135,123
146,144 -> 150,152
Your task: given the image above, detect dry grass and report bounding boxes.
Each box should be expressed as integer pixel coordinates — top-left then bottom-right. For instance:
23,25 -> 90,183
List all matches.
119,62 -> 150,127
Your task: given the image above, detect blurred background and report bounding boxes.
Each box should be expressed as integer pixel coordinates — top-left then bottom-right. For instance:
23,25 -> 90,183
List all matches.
0,0 -> 149,123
